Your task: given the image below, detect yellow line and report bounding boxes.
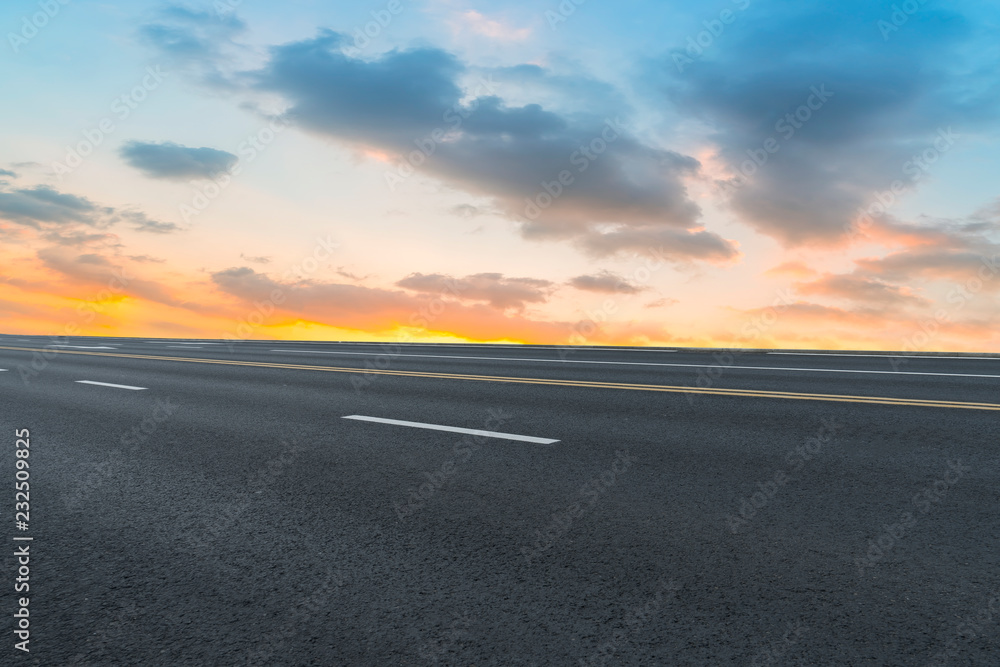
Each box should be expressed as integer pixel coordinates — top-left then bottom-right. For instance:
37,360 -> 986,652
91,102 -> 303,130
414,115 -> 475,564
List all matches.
2,345 -> 999,411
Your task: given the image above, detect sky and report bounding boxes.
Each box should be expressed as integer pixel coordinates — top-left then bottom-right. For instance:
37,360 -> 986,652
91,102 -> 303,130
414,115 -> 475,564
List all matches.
1,0 -> 999,351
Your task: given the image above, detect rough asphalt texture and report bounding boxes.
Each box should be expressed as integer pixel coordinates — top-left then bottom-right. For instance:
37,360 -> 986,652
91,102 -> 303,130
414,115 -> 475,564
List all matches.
1,336 -> 998,665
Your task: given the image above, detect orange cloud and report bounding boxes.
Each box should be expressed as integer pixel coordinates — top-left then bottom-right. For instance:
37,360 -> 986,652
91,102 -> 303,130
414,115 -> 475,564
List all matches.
763,261 -> 817,279
794,273 -> 930,308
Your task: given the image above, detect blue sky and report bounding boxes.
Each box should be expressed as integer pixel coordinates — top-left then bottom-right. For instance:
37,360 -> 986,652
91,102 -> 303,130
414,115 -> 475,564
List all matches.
2,0 -> 999,349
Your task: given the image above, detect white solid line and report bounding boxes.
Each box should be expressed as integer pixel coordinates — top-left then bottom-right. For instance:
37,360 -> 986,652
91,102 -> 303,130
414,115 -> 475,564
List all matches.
0,369 -> 7,372
75,380 -> 148,391
273,350 -> 1000,378
769,352 -> 1000,361
278,341 -> 678,353
167,345 -> 202,348
272,349 -> 684,367
342,415 -> 559,444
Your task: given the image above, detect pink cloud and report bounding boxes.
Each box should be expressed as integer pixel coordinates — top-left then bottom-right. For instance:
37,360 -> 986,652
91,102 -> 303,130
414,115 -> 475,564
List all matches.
457,10 -> 531,41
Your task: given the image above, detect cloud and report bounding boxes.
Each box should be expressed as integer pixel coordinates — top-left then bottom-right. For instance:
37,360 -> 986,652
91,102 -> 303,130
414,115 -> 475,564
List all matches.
859,214 -> 991,249
795,273 -> 930,307
36,247 -> 195,311
454,10 -> 531,42
211,267 -> 572,342
487,64 -> 629,120
450,203 -> 487,218
40,230 -> 120,248
0,184 -> 180,241
644,298 -> 678,308
973,198 -> 1000,223
0,296 -> 53,319
117,210 -> 182,234
856,248 -> 1000,284
850,212 -> 1000,285
568,271 -> 645,294
137,5 -> 247,88
733,299 -> 1000,351
240,253 -> 272,265
661,0 -> 1000,246
216,266 -> 409,314
738,301 -> 878,328
120,141 -> 238,180
763,261 -> 818,279
0,186 -> 110,228
579,227 -> 741,263
0,169 -> 16,178
396,272 -> 553,310
229,31 -> 737,263
334,266 -> 369,282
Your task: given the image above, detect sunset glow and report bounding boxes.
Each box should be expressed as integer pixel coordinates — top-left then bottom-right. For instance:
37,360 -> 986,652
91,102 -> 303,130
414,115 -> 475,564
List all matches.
2,1 -> 998,352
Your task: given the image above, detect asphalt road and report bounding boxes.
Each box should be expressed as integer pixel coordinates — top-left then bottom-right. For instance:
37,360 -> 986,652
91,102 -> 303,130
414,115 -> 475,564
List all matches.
1,335 -> 998,665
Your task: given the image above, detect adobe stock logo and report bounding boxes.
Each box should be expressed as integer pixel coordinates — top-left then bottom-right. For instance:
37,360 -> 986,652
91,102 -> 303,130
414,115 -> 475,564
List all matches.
722,85 -> 834,194
522,117 -> 626,221
341,0 -> 406,56
672,0 -> 752,73
7,0 -> 72,54
877,0 -> 930,41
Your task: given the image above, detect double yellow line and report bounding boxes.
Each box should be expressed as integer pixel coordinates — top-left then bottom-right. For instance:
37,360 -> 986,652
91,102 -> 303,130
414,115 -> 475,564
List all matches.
3,345 -> 999,411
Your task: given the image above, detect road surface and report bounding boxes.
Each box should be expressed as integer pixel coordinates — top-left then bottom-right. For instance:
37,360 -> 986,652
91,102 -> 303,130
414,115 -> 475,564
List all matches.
1,335 -> 997,665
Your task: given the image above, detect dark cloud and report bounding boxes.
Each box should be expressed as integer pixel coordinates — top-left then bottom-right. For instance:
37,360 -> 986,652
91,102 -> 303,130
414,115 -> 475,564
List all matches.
661,0 -> 1000,245
229,31 -> 736,263
579,227 -> 741,263
253,32 -> 464,143
568,271 -> 644,294
118,210 -> 182,234
0,186 -> 110,228
396,272 -> 553,310
120,141 -> 238,180
0,184 -> 179,239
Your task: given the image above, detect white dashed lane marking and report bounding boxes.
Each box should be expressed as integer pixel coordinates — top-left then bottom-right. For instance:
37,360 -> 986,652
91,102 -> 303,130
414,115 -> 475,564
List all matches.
342,415 -> 559,444
75,381 -> 148,391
